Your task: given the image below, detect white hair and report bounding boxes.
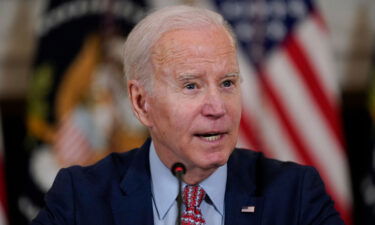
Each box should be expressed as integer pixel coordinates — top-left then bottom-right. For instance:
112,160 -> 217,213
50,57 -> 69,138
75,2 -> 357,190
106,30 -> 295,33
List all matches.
122,5 -> 236,90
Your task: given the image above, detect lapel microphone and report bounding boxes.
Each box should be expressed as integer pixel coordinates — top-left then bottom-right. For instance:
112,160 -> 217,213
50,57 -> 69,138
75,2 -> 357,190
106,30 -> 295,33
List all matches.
171,162 -> 186,225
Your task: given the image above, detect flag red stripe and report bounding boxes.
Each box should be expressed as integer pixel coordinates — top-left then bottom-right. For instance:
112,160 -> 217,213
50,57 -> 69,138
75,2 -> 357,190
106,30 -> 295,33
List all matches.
311,10 -> 328,32
334,199 -> 352,225
56,133 -> 85,155
56,133 -> 90,162
54,117 -> 93,165
240,112 -> 262,151
283,35 -> 345,150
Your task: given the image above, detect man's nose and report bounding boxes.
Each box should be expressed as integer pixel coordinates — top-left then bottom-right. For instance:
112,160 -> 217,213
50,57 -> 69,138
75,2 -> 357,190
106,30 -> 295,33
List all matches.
201,88 -> 226,119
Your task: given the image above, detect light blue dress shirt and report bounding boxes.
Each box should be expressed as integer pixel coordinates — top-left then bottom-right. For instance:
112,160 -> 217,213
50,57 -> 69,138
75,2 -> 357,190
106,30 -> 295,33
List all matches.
149,142 -> 227,225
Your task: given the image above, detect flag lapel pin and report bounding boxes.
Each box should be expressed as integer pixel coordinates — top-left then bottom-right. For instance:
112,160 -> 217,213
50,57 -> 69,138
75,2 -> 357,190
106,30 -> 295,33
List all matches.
241,206 -> 255,213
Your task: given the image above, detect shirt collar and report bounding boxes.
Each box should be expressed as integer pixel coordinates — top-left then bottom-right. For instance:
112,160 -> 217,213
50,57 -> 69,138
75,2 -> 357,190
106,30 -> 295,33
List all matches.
149,142 -> 178,220
200,161 -> 227,216
149,141 -> 227,219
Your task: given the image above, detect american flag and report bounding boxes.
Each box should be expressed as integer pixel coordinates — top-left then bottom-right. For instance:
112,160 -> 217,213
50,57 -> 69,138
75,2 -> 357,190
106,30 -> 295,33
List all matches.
213,0 -> 352,223
54,112 -> 93,167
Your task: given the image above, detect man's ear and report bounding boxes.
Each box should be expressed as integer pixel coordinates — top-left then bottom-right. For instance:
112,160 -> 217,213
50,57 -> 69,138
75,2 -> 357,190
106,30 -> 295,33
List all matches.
128,80 -> 152,127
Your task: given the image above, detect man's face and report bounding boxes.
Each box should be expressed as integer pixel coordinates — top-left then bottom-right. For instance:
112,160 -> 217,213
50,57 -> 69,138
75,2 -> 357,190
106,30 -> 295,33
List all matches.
144,26 -> 241,172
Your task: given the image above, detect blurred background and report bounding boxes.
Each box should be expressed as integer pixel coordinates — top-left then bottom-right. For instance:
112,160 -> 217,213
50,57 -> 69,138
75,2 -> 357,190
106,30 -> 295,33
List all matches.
0,0 -> 374,224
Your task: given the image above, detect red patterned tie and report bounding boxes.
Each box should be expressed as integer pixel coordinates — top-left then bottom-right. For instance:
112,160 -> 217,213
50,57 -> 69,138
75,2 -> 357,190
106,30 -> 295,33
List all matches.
181,185 -> 206,225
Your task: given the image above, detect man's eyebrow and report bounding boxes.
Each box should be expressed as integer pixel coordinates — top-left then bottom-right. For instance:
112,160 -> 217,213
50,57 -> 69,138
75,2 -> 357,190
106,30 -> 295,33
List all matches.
224,73 -> 243,83
223,73 -> 240,78
177,73 -> 240,81
177,74 -> 200,81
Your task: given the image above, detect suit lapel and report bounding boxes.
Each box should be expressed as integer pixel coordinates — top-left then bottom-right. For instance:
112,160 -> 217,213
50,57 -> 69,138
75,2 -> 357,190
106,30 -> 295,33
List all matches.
225,150 -> 264,225
111,139 -> 154,225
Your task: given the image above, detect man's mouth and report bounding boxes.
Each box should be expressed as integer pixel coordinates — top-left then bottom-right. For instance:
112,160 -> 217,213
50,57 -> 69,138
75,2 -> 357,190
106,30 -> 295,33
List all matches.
194,132 -> 226,142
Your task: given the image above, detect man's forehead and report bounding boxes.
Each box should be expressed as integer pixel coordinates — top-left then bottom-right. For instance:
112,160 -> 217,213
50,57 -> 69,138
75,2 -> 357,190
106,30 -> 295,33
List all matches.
153,27 -> 233,51
151,27 -> 236,66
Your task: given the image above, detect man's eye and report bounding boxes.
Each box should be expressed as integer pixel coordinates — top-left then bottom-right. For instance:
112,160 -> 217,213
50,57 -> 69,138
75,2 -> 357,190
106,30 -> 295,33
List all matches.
185,83 -> 196,90
222,80 -> 233,88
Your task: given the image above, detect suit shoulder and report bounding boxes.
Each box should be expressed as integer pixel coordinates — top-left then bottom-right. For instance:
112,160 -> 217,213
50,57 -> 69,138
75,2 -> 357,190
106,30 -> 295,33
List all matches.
233,148 -> 310,169
232,148 -> 314,183
64,148 -> 141,185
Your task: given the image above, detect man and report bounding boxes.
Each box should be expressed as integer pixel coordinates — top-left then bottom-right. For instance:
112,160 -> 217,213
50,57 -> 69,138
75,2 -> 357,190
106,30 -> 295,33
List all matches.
32,5 -> 345,225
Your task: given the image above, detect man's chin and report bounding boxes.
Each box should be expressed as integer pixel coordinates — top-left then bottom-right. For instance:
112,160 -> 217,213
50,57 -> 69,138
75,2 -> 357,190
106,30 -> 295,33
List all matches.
199,157 -> 229,170
202,148 -> 233,166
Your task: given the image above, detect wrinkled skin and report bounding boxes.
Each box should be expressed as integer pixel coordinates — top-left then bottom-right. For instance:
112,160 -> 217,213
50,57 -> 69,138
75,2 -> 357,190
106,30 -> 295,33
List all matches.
128,26 -> 242,184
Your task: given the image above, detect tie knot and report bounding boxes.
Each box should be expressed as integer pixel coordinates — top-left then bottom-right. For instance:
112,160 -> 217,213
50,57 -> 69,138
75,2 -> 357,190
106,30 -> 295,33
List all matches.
183,185 -> 206,208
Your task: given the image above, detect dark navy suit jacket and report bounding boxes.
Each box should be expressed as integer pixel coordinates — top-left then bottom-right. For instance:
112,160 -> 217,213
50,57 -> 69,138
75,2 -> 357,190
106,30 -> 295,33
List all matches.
31,139 -> 344,225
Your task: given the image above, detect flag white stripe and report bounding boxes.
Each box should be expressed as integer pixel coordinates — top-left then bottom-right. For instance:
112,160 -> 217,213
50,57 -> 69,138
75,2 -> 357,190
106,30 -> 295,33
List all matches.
0,205 -> 7,225
238,49 -> 261,116
258,99 -> 302,162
